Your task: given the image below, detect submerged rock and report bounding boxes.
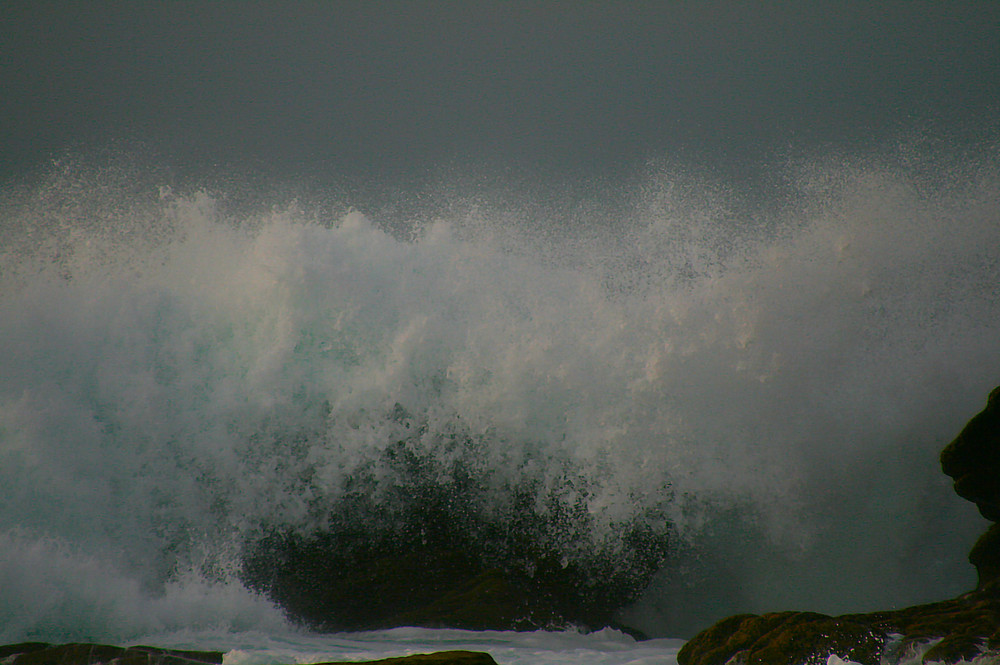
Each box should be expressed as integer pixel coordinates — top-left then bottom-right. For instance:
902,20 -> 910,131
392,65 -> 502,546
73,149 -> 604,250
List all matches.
679,385 -> 1000,665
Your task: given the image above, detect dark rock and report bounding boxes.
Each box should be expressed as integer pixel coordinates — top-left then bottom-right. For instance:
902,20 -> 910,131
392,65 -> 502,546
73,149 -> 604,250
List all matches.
970,523 -> 1000,590
746,616 -> 883,665
0,643 -> 50,659
677,612 -> 884,665
680,385 -> 1000,665
242,540 -> 577,631
941,385 -> 1000,521
0,643 -> 224,665
920,633 -> 986,664
0,644 -> 495,665
240,426 -> 668,633
385,567 -> 567,630
677,594 -> 1000,665
941,387 -> 1000,590
674,612 -> 797,665
313,651 -> 498,665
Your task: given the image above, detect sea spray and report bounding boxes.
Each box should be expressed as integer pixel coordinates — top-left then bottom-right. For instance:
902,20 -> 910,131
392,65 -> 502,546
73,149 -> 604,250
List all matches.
0,143 -> 997,640
0,529 -> 287,643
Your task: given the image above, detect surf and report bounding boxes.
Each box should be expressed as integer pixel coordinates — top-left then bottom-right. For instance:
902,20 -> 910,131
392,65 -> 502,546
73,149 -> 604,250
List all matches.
0,141 -> 997,642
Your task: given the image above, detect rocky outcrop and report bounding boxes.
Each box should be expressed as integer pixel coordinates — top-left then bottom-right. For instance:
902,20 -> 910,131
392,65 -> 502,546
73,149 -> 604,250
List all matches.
240,425 -> 667,634
242,541 -> 580,632
676,594 -> 1000,665
0,643 -> 496,665
676,612 -> 885,665
0,642 -> 224,665
941,388 -> 1000,517
679,386 -> 1000,665
313,653 -> 496,665
941,385 -> 1000,589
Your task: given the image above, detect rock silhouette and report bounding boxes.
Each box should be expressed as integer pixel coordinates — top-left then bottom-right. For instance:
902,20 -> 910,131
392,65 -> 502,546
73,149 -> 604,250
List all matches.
679,385 -> 1000,665
0,643 -> 496,665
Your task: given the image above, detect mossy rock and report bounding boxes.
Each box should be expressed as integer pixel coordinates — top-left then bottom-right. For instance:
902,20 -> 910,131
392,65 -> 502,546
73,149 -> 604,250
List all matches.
678,591 -> 1000,665
678,612 -> 883,665
680,612 -> 835,665
675,613 -> 764,665
312,651 -> 498,665
746,616 -> 884,665
0,643 -> 224,665
920,633 -> 986,664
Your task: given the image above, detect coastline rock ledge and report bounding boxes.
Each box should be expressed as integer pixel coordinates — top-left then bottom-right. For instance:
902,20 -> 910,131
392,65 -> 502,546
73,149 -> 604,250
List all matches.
0,643 -> 497,665
678,386 -> 1000,665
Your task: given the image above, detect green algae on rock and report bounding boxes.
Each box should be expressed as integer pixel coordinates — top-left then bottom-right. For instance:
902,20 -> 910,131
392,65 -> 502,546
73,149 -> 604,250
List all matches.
311,652 -> 497,665
676,612 -> 884,665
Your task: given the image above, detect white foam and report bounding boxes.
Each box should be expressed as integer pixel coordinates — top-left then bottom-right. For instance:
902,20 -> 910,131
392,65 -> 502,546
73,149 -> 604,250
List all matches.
142,627 -> 684,665
0,531 -> 289,643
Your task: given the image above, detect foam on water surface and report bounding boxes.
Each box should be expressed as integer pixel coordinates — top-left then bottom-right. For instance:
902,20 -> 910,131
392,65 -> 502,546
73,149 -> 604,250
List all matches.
140,627 -> 683,665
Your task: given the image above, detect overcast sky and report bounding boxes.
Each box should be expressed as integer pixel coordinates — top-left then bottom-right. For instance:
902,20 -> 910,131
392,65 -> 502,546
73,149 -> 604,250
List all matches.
3,1 -> 998,184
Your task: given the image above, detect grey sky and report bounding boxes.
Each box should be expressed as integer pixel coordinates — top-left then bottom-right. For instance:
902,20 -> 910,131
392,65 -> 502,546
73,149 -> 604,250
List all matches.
3,1 -> 998,183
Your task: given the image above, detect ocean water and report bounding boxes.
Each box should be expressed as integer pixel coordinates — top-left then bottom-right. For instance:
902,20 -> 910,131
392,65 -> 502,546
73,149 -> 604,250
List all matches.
1,140 -> 998,664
